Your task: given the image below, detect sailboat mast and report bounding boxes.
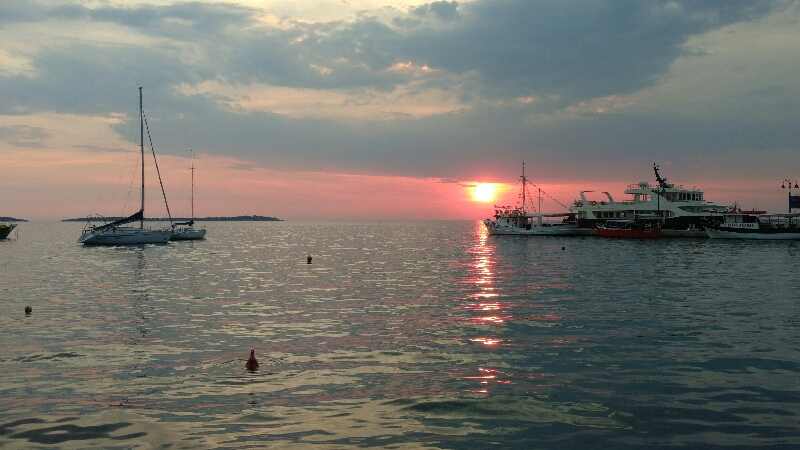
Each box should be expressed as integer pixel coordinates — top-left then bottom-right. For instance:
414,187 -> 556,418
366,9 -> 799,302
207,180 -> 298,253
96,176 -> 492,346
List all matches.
521,162 -> 526,214
190,149 -> 194,220
139,87 -> 144,229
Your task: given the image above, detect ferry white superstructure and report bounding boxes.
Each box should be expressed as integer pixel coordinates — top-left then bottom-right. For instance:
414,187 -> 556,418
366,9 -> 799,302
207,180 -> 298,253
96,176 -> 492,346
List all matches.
569,165 -> 729,230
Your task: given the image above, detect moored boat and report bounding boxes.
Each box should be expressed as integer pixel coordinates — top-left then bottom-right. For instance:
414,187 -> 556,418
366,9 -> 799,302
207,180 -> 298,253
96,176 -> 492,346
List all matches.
570,164 -> 728,231
483,163 -> 578,236
171,150 -> 206,240
77,88 -> 173,245
0,222 -> 17,239
172,221 -> 206,240
705,212 -> 800,240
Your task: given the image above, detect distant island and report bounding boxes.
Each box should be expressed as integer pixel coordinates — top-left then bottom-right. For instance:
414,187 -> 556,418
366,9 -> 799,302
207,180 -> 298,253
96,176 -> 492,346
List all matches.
62,215 -> 281,222
0,217 -> 27,222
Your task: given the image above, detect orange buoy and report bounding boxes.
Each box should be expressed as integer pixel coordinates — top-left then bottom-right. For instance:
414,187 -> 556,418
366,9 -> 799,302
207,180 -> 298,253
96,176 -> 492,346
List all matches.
246,349 -> 259,371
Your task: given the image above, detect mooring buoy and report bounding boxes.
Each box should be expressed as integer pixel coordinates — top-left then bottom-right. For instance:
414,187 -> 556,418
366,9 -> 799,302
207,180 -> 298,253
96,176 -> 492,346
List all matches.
246,349 -> 259,371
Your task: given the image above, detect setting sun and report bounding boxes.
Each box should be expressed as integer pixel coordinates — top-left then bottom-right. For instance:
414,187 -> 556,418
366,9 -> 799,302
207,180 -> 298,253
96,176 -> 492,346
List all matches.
473,183 -> 497,202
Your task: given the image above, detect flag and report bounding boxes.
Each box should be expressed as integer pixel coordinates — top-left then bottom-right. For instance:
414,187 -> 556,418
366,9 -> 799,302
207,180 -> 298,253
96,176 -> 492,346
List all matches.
790,195 -> 800,209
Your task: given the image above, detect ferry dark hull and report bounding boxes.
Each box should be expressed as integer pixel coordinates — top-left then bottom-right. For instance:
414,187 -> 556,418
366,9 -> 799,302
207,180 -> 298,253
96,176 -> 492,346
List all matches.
578,216 -> 710,231
596,225 -> 660,238
706,225 -> 800,240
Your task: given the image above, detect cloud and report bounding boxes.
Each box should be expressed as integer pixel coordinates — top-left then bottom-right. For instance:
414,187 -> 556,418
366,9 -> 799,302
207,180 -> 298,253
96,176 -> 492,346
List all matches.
5,1 -> 787,111
0,125 -> 50,149
1,0 -> 798,185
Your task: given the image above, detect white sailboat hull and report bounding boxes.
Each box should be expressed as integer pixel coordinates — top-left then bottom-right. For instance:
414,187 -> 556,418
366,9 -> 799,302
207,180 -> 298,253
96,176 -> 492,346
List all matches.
78,227 -> 173,245
171,227 -> 206,240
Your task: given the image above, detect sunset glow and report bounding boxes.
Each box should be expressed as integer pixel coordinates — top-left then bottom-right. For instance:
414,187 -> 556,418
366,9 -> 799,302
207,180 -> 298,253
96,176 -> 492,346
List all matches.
1,2 -> 798,221
473,183 -> 497,202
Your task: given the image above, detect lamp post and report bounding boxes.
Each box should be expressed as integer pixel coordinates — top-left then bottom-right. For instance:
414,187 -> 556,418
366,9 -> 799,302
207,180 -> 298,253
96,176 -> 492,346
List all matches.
782,179 -> 798,213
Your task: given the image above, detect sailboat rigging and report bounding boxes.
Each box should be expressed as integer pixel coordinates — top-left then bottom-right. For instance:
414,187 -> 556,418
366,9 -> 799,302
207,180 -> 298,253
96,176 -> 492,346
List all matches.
77,87 -> 173,245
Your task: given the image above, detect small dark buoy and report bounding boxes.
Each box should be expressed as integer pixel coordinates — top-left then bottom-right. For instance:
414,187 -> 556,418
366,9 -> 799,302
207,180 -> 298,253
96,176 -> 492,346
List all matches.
24,306 -> 32,314
561,246 -> 565,251
246,349 -> 259,371
307,254 -> 312,264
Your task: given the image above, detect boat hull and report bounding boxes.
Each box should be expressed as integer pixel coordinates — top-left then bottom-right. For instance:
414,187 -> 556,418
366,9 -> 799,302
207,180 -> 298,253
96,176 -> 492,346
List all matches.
171,228 -> 206,240
78,227 -> 173,245
706,227 -> 800,240
483,219 -> 577,236
596,225 -> 660,238
0,223 -> 16,239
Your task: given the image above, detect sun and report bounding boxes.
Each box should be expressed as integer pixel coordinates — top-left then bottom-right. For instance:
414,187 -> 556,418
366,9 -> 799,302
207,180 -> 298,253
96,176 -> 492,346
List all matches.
473,183 -> 497,202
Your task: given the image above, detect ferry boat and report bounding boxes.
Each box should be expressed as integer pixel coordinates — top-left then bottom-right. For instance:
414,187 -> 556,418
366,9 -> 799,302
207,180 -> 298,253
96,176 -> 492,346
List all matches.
483,163 -> 578,236
570,165 -> 728,231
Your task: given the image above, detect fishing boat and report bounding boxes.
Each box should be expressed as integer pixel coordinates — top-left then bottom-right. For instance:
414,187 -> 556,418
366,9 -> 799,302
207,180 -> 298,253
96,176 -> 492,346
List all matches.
77,88 -> 173,245
171,150 -> 206,240
483,163 -> 578,236
570,164 -> 728,231
0,222 -> 16,239
705,212 -> 800,240
596,218 -> 661,238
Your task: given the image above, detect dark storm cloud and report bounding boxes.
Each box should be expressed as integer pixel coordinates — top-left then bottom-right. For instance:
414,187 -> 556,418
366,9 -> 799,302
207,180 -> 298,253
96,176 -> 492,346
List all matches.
391,0 -> 786,103
5,1 -> 786,109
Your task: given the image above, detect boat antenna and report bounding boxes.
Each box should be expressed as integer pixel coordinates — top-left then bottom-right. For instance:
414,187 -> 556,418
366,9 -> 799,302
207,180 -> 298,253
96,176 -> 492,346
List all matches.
653,164 -> 673,189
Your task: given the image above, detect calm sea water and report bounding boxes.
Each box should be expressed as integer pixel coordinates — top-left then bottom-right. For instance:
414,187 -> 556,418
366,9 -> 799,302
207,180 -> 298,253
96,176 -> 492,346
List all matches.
1,221 -> 799,449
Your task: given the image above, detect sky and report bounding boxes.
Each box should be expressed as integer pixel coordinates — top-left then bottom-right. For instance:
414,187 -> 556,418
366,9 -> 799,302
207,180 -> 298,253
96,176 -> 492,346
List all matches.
2,0 -> 800,221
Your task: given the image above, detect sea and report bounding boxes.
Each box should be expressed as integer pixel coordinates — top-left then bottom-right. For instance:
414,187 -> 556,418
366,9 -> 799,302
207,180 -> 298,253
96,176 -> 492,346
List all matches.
1,220 -> 799,449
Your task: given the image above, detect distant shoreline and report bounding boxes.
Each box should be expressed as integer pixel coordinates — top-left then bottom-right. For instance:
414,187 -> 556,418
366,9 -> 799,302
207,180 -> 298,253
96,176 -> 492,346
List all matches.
1,217 -> 27,222
61,215 -> 282,222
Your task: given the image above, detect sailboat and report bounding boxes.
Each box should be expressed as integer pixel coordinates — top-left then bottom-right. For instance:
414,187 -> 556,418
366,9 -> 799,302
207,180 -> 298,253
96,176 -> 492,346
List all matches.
77,87 -> 173,245
171,150 -> 206,240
